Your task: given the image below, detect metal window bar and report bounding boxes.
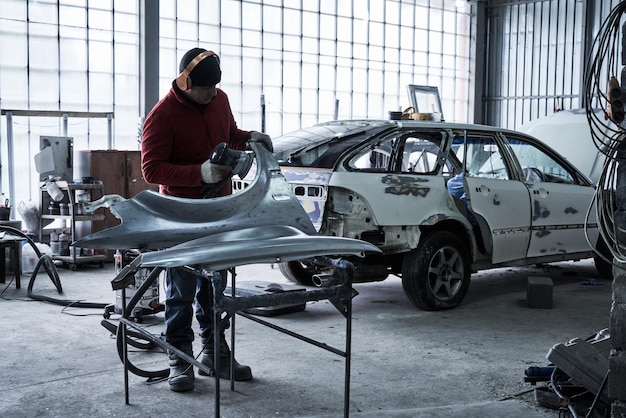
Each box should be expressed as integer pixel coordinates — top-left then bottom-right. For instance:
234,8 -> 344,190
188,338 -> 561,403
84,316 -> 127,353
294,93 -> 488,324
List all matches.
481,0 -> 617,130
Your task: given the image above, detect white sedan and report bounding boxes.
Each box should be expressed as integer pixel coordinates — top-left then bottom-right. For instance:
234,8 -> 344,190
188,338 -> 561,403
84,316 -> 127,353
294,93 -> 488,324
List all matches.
236,119 -> 607,310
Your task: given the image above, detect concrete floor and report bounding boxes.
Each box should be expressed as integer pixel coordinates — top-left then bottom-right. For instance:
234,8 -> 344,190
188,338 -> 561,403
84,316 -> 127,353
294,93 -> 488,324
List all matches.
0,257 -> 612,417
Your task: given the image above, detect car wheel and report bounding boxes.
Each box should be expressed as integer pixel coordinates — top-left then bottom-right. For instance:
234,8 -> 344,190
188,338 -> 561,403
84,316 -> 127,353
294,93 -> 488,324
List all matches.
594,238 -> 614,279
401,231 -> 471,310
278,261 -> 316,286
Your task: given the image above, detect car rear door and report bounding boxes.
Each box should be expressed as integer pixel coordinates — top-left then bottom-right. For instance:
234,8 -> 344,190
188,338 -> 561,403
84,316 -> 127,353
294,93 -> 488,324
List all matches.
453,130 -> 533,264
500,133 -> 598,258
335,128 -> 454,227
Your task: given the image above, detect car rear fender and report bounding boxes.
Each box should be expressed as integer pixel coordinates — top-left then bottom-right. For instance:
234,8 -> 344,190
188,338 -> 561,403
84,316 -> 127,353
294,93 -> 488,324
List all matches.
418,219 -> 478,262
327,171 -> 456,225
320,183 -> 478,260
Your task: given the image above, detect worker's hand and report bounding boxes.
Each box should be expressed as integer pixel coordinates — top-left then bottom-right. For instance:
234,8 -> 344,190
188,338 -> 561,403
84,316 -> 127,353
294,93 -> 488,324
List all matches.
249,131 -> 273,152
200,160 -> 229,184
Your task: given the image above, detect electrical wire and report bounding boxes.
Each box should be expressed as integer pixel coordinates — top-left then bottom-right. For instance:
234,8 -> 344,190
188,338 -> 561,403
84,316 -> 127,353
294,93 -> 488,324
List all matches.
583,2 -> 626,152
550,367 -> 588,418
581,9 -> 623,416
585,370 -> 610,418
584,1 -> 626,266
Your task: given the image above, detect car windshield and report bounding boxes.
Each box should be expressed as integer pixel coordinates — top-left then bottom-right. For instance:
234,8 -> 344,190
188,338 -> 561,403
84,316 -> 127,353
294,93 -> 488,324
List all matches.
272,121 -> 394,168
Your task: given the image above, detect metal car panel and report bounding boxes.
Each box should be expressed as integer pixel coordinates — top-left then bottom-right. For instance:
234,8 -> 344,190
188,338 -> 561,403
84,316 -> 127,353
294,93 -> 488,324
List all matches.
526,182 -> 598,258
327,172 -> 455,226
464,176 -> 532,263
75,143 -> 318,250
281,167 -> 332,231
138,225 -> 380,270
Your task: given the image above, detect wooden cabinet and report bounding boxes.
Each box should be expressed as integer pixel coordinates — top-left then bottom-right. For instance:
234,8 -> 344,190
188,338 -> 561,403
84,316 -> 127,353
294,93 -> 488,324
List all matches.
89,150 -> 156,200
76,150 -> 158,259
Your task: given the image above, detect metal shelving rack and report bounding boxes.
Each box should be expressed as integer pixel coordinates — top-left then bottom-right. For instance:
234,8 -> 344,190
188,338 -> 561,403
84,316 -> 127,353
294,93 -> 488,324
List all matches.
39,180 -> 107,270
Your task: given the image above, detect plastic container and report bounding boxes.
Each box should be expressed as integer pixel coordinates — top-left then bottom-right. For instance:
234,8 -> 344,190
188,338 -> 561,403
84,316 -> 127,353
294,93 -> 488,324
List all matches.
48,202 -> 59,215
22,243 -> 52,274
50,242 -> 60,255
388,111 -> 402,120
50,231 -> 60,255
59,231 -> 70,256
46,180 -> 64,202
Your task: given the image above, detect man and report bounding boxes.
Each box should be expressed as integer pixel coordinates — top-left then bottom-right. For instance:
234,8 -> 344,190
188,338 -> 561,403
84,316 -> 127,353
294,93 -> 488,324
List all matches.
141,47 -> 272,392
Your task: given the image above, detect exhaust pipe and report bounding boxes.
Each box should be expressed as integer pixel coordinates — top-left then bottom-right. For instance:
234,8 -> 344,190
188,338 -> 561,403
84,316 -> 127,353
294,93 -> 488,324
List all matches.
312,273 -> 335,287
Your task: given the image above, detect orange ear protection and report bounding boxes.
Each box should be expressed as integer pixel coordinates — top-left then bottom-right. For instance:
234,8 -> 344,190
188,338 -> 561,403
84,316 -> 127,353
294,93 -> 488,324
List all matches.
175,50 -> 217,91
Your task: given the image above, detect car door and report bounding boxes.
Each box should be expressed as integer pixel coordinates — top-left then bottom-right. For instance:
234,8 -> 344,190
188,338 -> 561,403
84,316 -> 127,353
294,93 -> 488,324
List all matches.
500,133 -> 598,258
338,129 -> 453,227
453,131 -> 532,264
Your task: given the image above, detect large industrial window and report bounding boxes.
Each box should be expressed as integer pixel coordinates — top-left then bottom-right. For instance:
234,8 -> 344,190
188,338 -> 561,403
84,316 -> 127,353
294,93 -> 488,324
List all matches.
158,0 -> 474,135
0,0 -> 140,208
0,0 -> 472,209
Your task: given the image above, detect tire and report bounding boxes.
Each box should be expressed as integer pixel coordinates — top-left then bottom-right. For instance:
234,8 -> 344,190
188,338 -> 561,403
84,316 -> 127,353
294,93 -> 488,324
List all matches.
278,261 -> 316,286
401,231 -> 471,310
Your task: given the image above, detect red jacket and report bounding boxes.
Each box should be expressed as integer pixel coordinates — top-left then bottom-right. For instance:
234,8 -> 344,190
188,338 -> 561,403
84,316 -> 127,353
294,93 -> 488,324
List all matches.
141,84 -> 250,198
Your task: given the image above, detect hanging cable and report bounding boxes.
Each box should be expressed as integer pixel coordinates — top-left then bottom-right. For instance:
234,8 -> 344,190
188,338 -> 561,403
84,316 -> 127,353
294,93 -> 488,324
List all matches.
583,1 -> 626,266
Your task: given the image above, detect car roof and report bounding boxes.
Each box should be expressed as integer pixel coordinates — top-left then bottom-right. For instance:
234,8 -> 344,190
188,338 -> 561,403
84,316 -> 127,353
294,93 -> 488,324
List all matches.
271,118 -> 593,183
314,119 -> 529,135
271,119 -> 551,156
274,119 -> 526,142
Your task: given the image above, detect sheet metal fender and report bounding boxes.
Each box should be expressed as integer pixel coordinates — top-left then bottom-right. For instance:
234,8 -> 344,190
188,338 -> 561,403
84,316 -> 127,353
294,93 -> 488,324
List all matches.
138,225 -> 381,270
74,143 -> 318,250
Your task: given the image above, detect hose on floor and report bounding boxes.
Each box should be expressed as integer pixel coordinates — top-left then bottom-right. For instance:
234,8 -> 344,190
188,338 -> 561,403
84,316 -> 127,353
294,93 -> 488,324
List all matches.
1,225 -> 107,309
4,225 -> 167,378
101,265 -> 168,379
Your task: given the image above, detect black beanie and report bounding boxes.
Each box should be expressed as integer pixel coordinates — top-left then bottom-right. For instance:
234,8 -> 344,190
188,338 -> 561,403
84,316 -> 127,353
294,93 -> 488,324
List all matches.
179,47 -> 221,87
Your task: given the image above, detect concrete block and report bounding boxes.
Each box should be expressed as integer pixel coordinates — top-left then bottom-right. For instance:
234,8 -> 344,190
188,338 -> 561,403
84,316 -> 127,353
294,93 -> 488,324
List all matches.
527,276 -> 553,309
609,350 -> 626,401
611,303 -> 626,350
614,282 -> 626,305
610,400 -> 626,417
613,259 -> 626,281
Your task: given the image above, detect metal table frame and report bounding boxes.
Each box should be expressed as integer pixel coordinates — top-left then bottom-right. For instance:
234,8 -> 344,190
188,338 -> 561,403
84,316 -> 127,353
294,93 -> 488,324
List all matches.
112,255 -> 356,418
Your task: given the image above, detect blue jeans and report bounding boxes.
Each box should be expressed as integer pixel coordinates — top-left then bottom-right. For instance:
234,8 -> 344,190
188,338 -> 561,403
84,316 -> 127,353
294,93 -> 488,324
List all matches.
162,267 -> 227,346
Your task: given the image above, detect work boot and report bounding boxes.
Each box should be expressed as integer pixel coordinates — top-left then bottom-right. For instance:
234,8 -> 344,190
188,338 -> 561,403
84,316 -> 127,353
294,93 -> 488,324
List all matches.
168,343 -> 195,392
199,334 -> 252,381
